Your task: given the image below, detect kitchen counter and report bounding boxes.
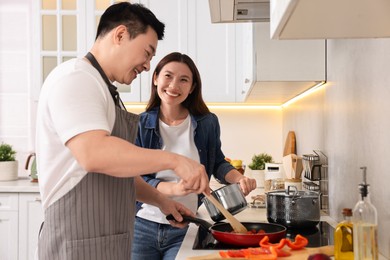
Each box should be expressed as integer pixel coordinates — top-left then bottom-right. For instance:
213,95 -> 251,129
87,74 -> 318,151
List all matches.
176,179 -> 387,260
176,203 -> 337,260
0,177 -> 39,192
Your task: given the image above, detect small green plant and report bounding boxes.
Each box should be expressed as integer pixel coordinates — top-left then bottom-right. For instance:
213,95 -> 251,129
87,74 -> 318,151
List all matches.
248,153 -> 273,170
0,142 -> 16,161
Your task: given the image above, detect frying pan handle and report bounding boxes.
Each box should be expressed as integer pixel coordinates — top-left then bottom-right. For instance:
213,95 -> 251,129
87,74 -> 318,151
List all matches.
166,214 -> 213,230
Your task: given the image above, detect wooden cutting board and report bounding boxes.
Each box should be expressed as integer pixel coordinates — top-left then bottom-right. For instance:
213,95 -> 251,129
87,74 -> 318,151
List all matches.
186,245 -> 334,260
283,131 -> 296,157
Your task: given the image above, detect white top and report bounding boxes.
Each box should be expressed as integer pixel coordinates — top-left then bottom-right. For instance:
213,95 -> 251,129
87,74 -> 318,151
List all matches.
35,58 -> 116,210
137,114 -> 199,224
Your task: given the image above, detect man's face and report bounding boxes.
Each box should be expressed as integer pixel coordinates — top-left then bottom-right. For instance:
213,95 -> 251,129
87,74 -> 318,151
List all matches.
113,26 -> 158,85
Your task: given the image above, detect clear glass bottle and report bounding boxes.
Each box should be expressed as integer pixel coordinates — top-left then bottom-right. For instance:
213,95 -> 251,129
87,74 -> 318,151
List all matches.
352,167 -> 378,260
335,208 -> 354,260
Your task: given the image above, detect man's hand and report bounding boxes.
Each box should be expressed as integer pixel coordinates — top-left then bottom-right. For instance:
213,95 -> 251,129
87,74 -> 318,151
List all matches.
173,155 -> 210,196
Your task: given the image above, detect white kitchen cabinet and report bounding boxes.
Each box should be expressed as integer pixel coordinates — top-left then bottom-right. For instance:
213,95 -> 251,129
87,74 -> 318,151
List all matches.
0,194 -> 19,260
18,193 -> 44,260
236,23 -> 255,102
0,191 -> 43,260
242,22 -> 326,105
133,0 -> 189,102
255,23 -> 325,81
187,0 -> 238,102
136,0 -> 239,103
270,0 -> 390,40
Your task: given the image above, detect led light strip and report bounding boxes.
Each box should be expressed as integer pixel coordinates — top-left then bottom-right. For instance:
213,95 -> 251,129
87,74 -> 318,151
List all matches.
281,81 -> 326,108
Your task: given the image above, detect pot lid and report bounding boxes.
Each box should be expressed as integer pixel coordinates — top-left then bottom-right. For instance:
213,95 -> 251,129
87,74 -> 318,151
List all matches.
267,187 -> 320,199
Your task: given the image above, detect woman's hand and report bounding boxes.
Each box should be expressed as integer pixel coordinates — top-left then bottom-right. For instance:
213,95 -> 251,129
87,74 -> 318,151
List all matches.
225,169 -> 257,196
237,176 -> 257,196
159,197 -> 195,229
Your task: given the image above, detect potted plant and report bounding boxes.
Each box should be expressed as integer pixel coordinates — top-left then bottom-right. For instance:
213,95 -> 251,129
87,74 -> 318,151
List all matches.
0,142 -> 18,181
247,153 -> 273,189
248,153 -> 273,170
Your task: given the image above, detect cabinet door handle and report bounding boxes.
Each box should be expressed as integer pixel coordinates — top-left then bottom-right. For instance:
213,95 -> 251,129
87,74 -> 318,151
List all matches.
35,197 -> 42,202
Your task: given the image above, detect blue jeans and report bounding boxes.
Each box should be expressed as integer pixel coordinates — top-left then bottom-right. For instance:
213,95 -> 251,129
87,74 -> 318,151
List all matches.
131,217 -> 188,260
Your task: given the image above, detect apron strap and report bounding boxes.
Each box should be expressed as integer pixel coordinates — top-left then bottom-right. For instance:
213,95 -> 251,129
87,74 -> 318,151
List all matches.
85,52 -> 126,109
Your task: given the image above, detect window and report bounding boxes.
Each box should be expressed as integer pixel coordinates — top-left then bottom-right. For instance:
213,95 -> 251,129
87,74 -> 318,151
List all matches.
33,0 -> 139,101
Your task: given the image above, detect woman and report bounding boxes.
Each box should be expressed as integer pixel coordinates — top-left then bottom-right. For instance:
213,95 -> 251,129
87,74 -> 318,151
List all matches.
132,52 -> 256,260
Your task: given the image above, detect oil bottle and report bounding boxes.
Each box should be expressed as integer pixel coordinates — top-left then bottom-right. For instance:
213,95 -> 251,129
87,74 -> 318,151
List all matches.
334,208 -> 354,259
352,167 -> 378,260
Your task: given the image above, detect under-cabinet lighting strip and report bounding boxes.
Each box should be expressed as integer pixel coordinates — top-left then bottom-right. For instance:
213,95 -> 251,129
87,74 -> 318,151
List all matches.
124,81 -> 327,110
281,81 -> 326,108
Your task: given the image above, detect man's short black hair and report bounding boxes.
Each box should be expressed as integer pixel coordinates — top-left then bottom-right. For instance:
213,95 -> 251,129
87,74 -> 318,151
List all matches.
96,2 -> 165,41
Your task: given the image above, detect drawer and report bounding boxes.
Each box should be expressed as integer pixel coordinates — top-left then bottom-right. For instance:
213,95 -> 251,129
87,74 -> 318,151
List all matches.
0,193 -> 18,211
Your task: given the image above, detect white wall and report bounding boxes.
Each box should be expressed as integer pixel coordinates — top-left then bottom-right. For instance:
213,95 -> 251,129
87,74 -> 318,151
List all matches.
208,108 -> 283,166
0,0 -> 34,177
283,38 -> 390,258
130,106 -> 284,168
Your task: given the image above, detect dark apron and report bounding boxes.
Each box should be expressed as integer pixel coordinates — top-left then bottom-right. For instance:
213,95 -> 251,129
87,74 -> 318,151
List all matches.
38,54 -> 140,260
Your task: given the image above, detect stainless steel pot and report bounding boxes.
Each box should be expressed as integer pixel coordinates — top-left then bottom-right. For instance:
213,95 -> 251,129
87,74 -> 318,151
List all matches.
266,186 -> 321,228
202,183 -> 247,222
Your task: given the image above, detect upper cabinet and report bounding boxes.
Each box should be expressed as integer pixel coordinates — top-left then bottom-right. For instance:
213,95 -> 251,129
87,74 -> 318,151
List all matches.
270,0 -> 390,40
187,0 -> 239,102
140,0 -> 238,103
239,23 -> 326,105
126,0 -> 189,102
32,0 -> 326,105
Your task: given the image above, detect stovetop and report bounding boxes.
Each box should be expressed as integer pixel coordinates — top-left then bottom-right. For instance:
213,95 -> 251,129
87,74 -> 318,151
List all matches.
192,221 -> 334,250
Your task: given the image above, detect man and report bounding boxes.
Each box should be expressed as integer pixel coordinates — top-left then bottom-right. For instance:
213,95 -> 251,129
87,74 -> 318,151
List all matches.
35,3 -> 209,259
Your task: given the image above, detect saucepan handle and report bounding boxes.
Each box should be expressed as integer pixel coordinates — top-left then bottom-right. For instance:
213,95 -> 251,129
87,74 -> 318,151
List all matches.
166,214 -> 213,230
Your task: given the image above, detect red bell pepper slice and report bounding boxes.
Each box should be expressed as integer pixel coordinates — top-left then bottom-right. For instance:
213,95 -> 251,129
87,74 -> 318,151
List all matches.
241,247 -> 271,256
219,247 -> 278,259
247,246 -> 278,260
259,236 -> 287,249
274,248 -> 292,257
226,250 -> 246,257
285,234 -> 309,250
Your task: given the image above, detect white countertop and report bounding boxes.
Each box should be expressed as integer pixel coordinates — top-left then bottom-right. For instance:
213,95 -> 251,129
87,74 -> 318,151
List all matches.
176,203 -> 340,260
175,179 -> 386,260
0,177 -> 40,192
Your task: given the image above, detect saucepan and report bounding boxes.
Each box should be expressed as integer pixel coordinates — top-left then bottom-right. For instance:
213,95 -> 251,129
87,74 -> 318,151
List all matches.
202,183 -> 248,222
266,186 -> 321,228
166,214 -> 286,247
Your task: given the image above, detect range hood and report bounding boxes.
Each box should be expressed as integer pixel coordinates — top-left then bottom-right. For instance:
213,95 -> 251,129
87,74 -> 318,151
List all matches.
208,0 -> 270,23
271,0 -> 390,39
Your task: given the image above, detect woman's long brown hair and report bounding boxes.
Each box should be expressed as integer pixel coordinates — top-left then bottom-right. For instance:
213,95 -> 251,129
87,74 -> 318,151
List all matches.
145,52 -> 209,116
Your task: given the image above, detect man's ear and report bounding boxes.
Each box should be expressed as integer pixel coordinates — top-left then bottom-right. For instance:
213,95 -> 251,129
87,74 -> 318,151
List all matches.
113,25 -> 127,44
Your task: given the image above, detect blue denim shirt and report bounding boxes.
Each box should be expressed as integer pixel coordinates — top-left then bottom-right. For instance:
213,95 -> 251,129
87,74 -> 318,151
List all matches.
135,107 -> 234,208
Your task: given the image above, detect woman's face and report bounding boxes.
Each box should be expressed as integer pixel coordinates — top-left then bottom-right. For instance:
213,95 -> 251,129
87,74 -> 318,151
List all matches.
154,61 -> 194,106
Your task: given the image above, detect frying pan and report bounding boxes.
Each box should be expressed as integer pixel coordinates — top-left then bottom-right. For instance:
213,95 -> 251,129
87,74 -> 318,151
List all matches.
166,215 -> 286,247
